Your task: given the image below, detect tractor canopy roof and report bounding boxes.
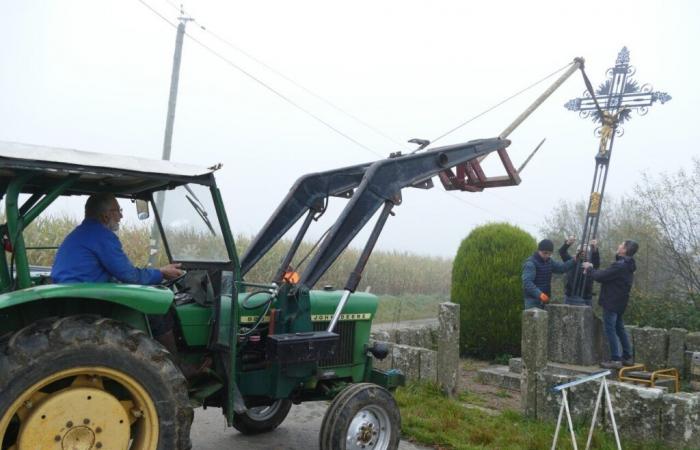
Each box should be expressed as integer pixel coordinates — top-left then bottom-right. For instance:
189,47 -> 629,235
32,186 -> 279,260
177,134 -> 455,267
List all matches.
0,140 -> 221,198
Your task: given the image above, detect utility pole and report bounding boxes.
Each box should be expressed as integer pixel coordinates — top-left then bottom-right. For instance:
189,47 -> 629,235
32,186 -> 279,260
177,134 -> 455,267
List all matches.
148,8 -> 194,267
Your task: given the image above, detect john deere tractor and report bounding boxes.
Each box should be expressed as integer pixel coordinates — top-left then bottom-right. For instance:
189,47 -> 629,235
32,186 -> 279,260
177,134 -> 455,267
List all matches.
0,135 -> 519,450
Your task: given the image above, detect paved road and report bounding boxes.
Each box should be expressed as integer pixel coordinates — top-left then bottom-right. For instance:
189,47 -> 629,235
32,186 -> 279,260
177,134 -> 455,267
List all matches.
191,402 -> 430,450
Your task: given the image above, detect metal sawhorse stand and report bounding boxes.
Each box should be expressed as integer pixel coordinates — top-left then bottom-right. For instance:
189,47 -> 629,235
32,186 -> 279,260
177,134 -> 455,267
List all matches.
551,370 -> 621,450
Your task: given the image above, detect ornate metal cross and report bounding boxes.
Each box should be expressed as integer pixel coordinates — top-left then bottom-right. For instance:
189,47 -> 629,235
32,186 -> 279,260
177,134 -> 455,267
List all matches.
563,47 -> 671,304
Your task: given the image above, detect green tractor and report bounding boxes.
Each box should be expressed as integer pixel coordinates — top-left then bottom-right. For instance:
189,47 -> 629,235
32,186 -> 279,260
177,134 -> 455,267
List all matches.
0,135 -> 518,449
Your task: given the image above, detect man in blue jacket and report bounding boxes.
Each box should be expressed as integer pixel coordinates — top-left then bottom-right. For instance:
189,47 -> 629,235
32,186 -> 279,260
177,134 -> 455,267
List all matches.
52,193 -> 183,284
522,239 -> 575,309
583,240 -> 638,369
51,194 -> 210,378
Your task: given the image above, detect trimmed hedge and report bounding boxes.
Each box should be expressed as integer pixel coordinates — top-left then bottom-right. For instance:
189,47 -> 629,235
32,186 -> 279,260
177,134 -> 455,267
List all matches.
451,223 -> 535,358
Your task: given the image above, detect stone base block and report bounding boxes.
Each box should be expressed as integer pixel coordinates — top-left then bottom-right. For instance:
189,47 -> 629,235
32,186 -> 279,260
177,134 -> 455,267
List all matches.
605,381 -> 663,441
417,327 -> 436,350
534,369 -> 604,424
476,366 -> 521,391
546,304 -> 607,366
632,327 -> 669,371
536,371 -> 576,420
661,392 -> 700,447
418,348 -> 437,382
391,344 -> 421,381
395,328 -> 419,347
667,328 -> 687,373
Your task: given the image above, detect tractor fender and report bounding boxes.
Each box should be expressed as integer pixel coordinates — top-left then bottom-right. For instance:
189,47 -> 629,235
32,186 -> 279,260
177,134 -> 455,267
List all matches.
0,283 -> 173,315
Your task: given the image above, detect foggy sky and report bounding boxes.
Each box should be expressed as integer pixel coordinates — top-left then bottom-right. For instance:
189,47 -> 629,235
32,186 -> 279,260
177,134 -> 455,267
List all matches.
1,0 -> 697,257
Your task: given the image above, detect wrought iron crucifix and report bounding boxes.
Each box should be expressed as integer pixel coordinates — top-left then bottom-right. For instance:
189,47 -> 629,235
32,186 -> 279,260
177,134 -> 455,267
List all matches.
563,47 -> 671,304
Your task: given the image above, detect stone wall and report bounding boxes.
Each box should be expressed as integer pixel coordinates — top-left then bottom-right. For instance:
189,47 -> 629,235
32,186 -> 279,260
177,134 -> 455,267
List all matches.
535,369 -> 700,447
370,302 -> 460,396
547,304 -> 694,377
522,306 -> 700,447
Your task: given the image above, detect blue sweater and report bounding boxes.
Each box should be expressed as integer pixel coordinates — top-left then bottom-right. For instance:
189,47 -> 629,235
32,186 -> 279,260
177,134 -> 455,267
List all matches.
51,219 -> 162,285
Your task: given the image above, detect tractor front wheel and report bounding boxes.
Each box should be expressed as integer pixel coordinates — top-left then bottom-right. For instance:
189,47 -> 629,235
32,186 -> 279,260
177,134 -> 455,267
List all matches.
0,315 -> 192,450
319,383 -> 400,450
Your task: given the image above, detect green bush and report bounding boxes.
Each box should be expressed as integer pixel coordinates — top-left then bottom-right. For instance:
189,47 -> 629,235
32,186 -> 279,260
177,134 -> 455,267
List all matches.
626,290 -> 700,331
451,223 -> 535,358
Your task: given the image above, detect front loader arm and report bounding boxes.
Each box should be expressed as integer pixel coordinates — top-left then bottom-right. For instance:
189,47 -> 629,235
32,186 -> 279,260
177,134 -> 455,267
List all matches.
298,137 -> 510,291
240,162 -> 371,276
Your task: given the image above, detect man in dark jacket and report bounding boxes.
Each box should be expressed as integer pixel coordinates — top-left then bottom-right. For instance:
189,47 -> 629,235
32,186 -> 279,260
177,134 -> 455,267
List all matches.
522,239 -> 575,309
559,236 -> 600,306
583,239 -> 639,369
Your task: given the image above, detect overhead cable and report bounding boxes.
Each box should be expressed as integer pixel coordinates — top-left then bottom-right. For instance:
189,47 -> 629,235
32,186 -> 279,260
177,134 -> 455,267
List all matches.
137,0 -> 381,156
163,0 -> 408,150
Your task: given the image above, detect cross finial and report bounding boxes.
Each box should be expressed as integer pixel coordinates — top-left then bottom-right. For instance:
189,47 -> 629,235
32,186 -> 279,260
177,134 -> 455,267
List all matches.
565,47 -> 671,134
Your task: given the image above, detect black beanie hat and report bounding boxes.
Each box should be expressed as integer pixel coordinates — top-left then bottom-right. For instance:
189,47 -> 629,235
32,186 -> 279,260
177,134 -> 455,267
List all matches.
538,239 -> 554,252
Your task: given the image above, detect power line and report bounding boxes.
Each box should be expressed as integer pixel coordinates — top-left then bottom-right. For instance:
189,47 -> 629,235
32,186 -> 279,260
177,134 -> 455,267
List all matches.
135,0 -> 556,226
137,0 -> 382,157
162,0 -> 409,150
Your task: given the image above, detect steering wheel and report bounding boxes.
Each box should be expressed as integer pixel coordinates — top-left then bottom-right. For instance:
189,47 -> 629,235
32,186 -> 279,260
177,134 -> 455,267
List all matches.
162,271 -> 188,288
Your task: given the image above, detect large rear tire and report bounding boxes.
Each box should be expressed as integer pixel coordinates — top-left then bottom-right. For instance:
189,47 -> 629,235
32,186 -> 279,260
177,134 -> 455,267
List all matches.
0,315 -> 193,450
232,399 -> 292,435
319,383 -> 400,450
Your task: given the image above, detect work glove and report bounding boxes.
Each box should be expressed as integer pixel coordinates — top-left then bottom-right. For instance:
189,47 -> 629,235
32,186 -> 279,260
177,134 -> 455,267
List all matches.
539,293 -> 550,303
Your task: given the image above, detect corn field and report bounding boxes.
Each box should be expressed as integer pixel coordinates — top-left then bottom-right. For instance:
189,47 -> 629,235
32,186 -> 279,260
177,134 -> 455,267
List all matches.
19,215 -> 452,296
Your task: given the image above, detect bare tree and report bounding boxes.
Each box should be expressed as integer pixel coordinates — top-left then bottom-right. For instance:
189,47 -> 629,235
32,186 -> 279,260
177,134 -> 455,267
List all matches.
541,196 -> 671,294
635,159 -> 700,293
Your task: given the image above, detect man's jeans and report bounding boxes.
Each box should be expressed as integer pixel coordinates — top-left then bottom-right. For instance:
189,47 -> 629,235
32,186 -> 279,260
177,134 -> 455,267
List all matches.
603,309 -> 632,361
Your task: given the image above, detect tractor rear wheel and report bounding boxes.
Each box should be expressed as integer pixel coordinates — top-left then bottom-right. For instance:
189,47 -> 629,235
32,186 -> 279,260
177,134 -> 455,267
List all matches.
232,399 -> 292,435
0,315 -> 193,450
319,383 -> 400,450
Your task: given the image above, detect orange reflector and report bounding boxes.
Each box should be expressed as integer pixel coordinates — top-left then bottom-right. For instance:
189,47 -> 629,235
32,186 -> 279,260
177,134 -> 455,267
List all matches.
283,271 -> 300,284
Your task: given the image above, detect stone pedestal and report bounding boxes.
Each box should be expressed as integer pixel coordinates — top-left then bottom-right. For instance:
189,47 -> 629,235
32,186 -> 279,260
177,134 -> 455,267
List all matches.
546,304 -> 607,366
521,307 -> 548,417
437,302 -> 460,397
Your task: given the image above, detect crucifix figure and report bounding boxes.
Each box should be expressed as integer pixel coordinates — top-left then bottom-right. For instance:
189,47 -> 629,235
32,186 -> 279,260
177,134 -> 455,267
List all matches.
563,47 -> 671,305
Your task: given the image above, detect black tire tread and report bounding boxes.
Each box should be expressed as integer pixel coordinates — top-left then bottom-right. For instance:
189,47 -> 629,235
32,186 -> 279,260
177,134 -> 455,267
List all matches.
0,314 -> 193,450
232,399 -> 292,435
319,382 -> 371,449
320,382 -> 400,450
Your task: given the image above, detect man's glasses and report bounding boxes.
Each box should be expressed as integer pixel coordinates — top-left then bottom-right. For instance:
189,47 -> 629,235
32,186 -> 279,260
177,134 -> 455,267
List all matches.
108,207 -> 123,214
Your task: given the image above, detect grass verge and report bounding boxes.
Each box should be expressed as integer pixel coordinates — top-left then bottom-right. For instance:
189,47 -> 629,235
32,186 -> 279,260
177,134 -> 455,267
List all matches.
395,382 -> 670,450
